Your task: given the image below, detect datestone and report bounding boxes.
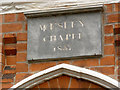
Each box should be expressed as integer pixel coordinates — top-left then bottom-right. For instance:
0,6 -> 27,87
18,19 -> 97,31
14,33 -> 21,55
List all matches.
27,11 -> 102,60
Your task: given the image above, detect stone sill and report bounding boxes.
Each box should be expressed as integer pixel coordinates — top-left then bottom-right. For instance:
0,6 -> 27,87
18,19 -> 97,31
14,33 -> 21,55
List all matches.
0,0 -> 119,14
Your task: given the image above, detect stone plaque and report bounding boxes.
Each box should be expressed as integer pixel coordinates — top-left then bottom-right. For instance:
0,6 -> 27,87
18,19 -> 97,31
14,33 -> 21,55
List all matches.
27,11 -> 102,60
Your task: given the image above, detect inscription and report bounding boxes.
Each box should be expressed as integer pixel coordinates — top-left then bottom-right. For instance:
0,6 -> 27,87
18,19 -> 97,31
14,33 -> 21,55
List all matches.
54,45 -> 72,52
43,33 -> 81,42
39,20 -> 84,31
27,11 -> 102,60
40,20 -> 82,52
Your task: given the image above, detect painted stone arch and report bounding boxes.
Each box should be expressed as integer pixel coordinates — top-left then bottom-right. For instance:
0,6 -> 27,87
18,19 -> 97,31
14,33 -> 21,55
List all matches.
10,64 -> 119,89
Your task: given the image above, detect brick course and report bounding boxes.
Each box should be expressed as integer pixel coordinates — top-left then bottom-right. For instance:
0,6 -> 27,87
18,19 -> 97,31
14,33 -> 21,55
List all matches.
0,3 -> 120,89
4,14 -> 16,23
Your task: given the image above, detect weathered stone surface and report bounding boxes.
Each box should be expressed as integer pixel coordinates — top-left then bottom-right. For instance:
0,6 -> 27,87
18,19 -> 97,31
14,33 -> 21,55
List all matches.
0,0 -> 119,14
27,11 -> 102,60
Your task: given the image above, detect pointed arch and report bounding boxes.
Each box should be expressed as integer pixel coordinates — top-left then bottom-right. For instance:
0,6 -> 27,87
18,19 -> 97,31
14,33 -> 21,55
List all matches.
10,64 -> 119,89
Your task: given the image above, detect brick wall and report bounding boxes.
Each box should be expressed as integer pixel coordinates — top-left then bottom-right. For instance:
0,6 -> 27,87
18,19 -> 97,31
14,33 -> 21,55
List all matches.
0,14 -> 3,90
32,75 -> 106,89
0,3 -> 120,89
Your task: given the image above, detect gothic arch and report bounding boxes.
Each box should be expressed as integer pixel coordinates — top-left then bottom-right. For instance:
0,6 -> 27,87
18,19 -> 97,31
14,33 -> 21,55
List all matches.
10,64 -> 119,89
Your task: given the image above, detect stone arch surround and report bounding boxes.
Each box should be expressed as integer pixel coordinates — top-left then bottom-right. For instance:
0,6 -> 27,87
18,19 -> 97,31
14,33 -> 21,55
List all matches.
10,64 -> 119,89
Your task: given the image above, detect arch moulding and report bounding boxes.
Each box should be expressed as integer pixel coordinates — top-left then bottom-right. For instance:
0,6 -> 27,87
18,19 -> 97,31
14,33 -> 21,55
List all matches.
10,64 -> 119,89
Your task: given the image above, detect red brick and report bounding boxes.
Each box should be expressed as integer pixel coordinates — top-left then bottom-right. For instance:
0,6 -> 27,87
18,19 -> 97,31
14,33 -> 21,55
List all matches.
118,59 -> 120,65
114,28 -> 120,34
17,43 -> 27,51
4,14 -> 16,23
5,49 -> 16,55
104,45 -> 115,55
2,23 -> 22,32
116,47 -> 120,56
4,45 -> 16,50
16,53 -> 27,62
2,45 -> 4,54
17,13 -> 26,21
70,78 -> 79,88
118,76 -> 120,82
0,14 -> 3,23
0,34 -> 2,43
4,45 -> 16,55
0,44 -> 2,53
0,64 -> 4,73
58,75 -> 70,88
114,3 -> 120,12
0,78 -> 2,83
115,35 -> 120,41
4,33 -> 16,44
115,40 -> 120,46
49,78 -> 59,88
2,79 -> 13,83
90,83 -> 104,88
25,22 -> 27,31
3,70 -> 16,74
104,36 -> 114,44
0,15 -> 2,17
2,83 -> 12,88
0,25 -> 2,33
100,56 -> 115,65
70,78 -> 99,88
32,86 -> 39,89
118,67 -> 120,76
39,81 -> 49,88
115,23 -> 120,28
104,4 -> 113,13
57,60 -> 71,64
15,73 -> 31,83
92,67 -> 114,75
79,79 -> 92,88
104,25 -> 113,34
107,14 -> 120,23
17,33 -> 27,41
6,56 -> 16,65
72,59 -> 99,67
0,54 -> 1,60
0,64 -> 2,72
0,83 -> 1,90
29,62 -> 56,72
4,37 -> 16,44
2,54 -> 5,65
4,33 -> 16,38
116,59 -> 118,66
16,63 -> 28,72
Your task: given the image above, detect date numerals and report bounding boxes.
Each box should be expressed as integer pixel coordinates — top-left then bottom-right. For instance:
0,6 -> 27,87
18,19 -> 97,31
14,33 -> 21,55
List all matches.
54,45 -> 71,52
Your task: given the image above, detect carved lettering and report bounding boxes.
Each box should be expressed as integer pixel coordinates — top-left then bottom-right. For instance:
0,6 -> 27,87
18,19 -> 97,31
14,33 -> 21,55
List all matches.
78,33 -> 81,39
71,21 -> 74,28
40,20 -> 82,52
57,23 -> 64,29
53,45 -> 72,52
64,22 -> 67,29
59,35 -> 64,41
43,37 -> 46,42
50,35 -> 56,41
40,25 -> 47,31
72,34 -> 75,39
66,34 -> 69,40
39,20 -> 84,31
43,33 -> 81,42
50,23 -> 53,30
78,21 -> 84,27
